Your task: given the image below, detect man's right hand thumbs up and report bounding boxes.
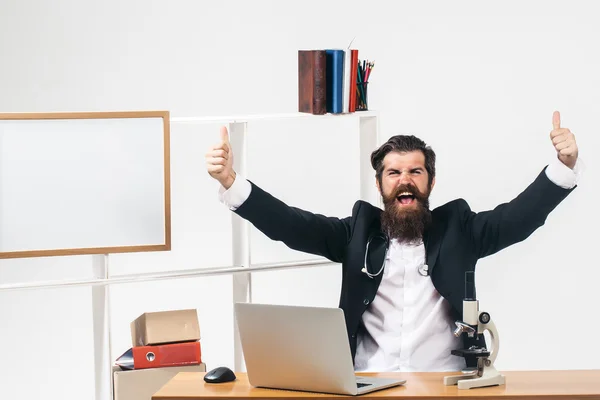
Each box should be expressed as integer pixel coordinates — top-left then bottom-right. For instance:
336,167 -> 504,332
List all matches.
206,126 -> 236,189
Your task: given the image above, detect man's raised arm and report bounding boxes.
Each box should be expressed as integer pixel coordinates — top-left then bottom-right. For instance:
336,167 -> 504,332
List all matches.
462,111 -> 581,259
206,126 -> 353,263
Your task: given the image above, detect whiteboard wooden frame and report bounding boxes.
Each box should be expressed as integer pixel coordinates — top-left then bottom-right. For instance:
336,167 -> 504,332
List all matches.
0,110 -> 171,259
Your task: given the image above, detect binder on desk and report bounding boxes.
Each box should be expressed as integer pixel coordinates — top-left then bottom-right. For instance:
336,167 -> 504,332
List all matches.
116,341 -> 202,370
133,341 -> 202,369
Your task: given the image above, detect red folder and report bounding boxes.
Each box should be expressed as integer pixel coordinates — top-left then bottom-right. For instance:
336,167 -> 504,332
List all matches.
132,341 -> 202,369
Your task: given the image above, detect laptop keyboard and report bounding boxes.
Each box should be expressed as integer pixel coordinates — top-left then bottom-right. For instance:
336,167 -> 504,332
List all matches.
357,382 -> 372,388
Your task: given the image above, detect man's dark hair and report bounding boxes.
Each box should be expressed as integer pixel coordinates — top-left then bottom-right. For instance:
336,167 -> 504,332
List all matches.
370,135 -> 436,188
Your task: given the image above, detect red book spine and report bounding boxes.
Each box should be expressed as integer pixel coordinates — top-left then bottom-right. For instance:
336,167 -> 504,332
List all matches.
349,50 -> 358,112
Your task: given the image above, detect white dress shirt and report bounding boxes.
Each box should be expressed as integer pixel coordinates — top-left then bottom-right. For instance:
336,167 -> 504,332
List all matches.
354,238 -> 466,372
218,157 -> 582,372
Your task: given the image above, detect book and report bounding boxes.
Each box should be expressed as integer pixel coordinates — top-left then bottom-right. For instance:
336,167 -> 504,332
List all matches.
349,49 -> 358,112
325,49 -> 345,114
343,50 -> 352,112
298,50 -> 327,115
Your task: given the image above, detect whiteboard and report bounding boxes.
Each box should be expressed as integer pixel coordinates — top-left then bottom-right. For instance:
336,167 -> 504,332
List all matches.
0,111 -> 170,259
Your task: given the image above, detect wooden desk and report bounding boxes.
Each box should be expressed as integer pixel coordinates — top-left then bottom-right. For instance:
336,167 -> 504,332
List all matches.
153,370 -> 600,399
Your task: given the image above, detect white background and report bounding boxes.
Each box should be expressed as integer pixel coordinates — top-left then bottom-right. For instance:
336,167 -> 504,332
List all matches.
0,1 -> 599,399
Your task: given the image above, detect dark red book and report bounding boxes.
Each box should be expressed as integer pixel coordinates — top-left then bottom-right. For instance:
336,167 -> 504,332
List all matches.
298,50 -> 327,115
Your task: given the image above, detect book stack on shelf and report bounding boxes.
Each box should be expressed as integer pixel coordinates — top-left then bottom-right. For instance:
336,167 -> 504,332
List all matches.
298,48 -> 374,115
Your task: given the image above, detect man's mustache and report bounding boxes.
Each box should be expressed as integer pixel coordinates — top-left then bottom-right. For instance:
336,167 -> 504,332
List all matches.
387,183 -> 428,202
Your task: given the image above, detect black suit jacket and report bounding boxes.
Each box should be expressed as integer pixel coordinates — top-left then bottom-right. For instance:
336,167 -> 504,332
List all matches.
232,167 -> 575,368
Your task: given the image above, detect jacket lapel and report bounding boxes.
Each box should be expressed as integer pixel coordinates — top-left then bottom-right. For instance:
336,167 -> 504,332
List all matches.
423,215 -> 444,276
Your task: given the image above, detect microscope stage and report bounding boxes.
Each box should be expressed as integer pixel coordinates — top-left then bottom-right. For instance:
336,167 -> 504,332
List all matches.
451,347 -> 491,358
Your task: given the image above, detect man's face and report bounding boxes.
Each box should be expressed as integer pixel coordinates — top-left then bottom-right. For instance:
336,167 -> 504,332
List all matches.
377,150 -> 435,242
377,150 -> 433,205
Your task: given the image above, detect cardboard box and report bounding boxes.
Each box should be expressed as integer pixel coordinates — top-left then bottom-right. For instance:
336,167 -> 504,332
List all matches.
112,363 -> 206,400
131,309 -> 200,347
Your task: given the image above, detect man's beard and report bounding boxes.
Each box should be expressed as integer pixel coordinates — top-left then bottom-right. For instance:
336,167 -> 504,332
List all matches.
381,183 -> 432,244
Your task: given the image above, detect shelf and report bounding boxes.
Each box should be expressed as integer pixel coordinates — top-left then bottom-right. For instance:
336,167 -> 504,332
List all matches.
171,110 -> 379,124
0,258 -> 335,292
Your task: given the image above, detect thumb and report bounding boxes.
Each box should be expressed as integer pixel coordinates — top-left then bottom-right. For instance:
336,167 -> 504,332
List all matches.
220,126 -> 230,144
552,111 -> 561,130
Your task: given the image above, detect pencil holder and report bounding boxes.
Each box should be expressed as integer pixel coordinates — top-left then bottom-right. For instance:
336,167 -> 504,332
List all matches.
356,82 -> 369,111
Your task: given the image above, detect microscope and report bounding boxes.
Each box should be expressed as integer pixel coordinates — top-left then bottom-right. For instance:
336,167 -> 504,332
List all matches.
443,271 -> 506,389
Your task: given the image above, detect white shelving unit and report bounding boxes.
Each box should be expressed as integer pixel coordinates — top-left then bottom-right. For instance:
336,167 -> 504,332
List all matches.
0,111 -> 381,400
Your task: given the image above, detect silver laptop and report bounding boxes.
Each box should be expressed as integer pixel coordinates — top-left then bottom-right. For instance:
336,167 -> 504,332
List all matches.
234,302 -> 406,395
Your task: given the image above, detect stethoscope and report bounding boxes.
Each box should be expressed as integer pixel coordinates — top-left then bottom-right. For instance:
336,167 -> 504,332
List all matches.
361,232 -> 429,278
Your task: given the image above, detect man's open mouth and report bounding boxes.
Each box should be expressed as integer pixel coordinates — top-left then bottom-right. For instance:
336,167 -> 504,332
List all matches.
397,191 -> 416,205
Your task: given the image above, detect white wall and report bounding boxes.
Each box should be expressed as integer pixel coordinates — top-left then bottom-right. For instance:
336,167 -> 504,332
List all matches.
1,1 -> 599,399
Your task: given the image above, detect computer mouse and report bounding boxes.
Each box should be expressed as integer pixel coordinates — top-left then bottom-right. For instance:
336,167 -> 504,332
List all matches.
203,366 -> 237,383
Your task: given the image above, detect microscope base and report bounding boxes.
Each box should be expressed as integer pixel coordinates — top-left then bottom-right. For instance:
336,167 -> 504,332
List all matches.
444,363 -> 505,389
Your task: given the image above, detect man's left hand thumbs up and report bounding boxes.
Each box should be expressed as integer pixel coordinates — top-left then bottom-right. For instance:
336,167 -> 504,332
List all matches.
550,111 -> 578,169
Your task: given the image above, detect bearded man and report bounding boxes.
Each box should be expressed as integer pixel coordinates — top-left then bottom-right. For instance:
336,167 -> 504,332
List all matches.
205,111 -> 581,372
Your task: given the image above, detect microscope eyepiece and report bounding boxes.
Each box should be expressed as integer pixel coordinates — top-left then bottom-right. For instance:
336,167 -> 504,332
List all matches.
465,271 -> 476,300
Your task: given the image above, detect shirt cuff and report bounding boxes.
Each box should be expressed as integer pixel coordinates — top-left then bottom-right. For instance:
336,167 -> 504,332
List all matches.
218,175 -> 252,210
544,156 -> 584,189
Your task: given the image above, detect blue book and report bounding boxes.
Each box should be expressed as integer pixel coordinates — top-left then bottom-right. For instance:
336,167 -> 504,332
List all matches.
325,49 -> 345,114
